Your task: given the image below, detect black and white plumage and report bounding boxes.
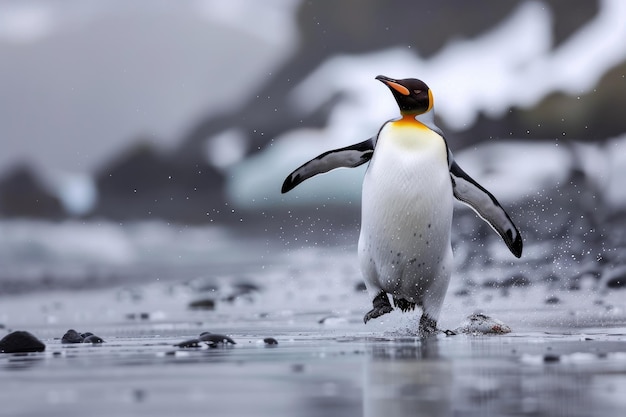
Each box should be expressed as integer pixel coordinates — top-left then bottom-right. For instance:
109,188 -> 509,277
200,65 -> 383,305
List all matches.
281,75 -> 522,333
281,136 -> 522,258
281,138 -> 375,193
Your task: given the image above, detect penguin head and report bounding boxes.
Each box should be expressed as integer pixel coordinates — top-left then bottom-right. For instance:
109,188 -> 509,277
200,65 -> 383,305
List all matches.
376,75 -> 433,115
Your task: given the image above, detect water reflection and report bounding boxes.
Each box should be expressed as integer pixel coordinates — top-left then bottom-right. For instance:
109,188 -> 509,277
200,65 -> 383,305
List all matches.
363,336 -> 626,417
364,337 -> 450,417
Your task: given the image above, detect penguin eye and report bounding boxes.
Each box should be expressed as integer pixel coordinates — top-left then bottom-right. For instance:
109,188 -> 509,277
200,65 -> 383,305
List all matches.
414,89 -> 422,95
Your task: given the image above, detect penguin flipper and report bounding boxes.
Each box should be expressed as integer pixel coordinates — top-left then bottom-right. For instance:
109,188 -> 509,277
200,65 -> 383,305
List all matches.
450,161 -> 523,258
281,138 -> 375,193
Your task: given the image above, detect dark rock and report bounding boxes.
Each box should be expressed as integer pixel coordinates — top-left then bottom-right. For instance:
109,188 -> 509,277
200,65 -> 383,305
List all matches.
60,330 -> 103,344
263,337 -> 278,345
543,354 -> 560,363
61,329 -> 84,344
0,331 -> 46,353
199,332 -> 236,347
82,334 -> 104,344
500,274 -> 531,288
125,312 -> 151,320
188,298 -> 216,310
454,288 -> 470,297
606,274 -> 626,289
354,282 -> 367,292
233,282 -> 261,293
545,296 -> 561,304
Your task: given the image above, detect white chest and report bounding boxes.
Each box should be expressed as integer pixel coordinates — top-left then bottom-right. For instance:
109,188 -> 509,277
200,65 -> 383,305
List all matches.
366,121 -> 451,201
361,121 -> 452,246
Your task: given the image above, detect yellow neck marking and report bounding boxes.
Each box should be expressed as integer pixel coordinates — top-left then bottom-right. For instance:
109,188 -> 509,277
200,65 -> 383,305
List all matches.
383,114 -> 443,152
391,114 -> 430,130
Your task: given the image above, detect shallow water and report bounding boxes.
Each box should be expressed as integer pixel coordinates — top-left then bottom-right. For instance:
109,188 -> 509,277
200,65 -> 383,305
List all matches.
3,328 -> 626,417
2,221 -> 626,416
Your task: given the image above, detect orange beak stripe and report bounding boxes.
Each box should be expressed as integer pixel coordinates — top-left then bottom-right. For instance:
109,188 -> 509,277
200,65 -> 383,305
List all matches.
385,80 -> 410,96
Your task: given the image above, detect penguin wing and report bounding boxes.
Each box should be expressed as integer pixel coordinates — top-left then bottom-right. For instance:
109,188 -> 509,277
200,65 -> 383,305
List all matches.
450,160 -> 523,258
281,138 -> 375,193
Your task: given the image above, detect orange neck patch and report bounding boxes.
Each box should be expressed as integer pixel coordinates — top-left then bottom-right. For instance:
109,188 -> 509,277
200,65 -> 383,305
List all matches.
393,114 -> 428,129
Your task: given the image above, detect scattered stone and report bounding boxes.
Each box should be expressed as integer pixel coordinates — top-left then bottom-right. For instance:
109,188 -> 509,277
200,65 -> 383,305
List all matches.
454,313 -> 512,335
599,265 -> 626,289
199,332 -> 236,347
188,298 -> 216,310
606,274 -> 626,288
83,334 -> 105,344
354,282 -> 367,292
61,329 -> 84,344
0,331 -> 46,353
543,354 -> 560,363
500,274 -> 531,288
263,337 -> 278,345
60,330 -> 104,344
454,288 -> 470,297
233,282 -> 261,293
125,313 -> 151,320
545,295 -> 561,304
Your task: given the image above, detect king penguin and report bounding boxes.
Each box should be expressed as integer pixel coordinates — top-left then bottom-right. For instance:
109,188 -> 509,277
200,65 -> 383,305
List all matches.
281,75 -> 522,334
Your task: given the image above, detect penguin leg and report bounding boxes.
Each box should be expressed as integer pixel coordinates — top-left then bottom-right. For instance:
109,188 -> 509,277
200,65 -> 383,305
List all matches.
419,313 -> 438,335
363,291 -> 394,324
393,297 -> 416,312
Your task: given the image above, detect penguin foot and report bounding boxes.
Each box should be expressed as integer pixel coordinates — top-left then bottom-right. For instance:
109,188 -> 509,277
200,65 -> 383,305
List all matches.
393,297 -> 416,312
363,291 -> 393,324
419,314 -> 438,335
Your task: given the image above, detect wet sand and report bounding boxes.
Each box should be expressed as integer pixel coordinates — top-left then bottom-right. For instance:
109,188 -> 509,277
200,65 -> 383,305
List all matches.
2,271 -> 626,417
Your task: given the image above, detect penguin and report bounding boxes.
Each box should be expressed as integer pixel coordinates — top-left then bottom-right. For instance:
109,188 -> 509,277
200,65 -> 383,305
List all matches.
282,75 -> 522,333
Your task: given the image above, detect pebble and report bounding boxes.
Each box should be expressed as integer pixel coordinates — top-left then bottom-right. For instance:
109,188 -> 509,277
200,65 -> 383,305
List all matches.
175,332 -> 236,348
60,329 -> 104,344
543,354 -> 560,363
83,334 -> 105,344
188,298 -> 216,310
0,330 -> 46,353
199,332 -> 236,347
263,337 -> 278,345
545,296 -> 561,304
61,329 -> 84,344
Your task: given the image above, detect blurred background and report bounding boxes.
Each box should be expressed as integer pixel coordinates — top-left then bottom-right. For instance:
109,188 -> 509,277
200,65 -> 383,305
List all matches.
1,0 -> 626,293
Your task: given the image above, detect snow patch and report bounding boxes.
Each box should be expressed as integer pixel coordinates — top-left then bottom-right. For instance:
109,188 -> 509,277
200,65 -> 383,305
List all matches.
205,128 -> 248,171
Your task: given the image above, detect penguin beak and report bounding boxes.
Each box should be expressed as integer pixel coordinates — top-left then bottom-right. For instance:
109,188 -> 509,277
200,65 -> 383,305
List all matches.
376,75 -> 410,96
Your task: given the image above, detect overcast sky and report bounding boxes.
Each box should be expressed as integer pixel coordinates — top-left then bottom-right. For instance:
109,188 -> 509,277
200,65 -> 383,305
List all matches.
0,0 -> 299,176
